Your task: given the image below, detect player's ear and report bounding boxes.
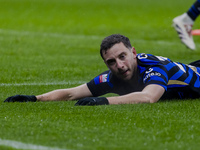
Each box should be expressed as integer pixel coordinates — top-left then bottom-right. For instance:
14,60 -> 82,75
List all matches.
132,47 -> 137,55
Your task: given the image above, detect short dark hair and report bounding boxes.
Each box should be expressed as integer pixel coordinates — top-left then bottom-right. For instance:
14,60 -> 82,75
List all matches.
100,34 -> 132,59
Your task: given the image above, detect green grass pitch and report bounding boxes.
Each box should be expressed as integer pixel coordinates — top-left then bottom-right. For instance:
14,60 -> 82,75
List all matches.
0,0 -> 200,149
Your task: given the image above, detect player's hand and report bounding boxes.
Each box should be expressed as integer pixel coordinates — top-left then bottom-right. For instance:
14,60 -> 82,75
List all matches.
4,95 -> 37,102
75,97 -> 109,106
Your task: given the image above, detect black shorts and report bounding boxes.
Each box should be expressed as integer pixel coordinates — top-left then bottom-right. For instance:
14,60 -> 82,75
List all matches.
189,60 -> 200,67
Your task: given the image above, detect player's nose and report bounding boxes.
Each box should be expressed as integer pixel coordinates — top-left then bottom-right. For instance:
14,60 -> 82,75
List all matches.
116,60 -> 124,69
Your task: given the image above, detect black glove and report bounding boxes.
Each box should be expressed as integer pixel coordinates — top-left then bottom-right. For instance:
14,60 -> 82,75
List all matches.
4,95 -> 37,102
75,97 -> 109,106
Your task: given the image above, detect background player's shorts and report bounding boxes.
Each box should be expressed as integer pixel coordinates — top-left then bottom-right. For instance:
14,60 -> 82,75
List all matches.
189,60 -> 200,67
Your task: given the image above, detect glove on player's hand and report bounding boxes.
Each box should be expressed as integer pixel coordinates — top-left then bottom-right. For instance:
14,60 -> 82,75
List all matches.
4,95 -> 37,102
75,97 -> 109,106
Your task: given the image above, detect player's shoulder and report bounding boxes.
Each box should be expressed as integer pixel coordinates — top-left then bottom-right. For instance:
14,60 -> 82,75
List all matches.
93,70 -> 111,85
137,53 -> 171,65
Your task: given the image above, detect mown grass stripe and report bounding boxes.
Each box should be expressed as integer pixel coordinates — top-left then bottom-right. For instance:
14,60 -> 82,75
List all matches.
0,29 -> 102,39
0,28 -> 186,46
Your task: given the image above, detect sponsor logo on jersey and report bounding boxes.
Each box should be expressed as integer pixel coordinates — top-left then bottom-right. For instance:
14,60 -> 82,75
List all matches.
143,71 -> 161,83
145,68 -> 153,74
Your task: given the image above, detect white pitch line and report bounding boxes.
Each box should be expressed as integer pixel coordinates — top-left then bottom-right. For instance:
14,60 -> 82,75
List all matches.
0,138 -> 68,150
0,81 -> 86,87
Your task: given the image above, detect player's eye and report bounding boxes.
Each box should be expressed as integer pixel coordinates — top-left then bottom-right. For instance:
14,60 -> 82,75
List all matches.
119,53 -> 126,60
107,59 -> 115,66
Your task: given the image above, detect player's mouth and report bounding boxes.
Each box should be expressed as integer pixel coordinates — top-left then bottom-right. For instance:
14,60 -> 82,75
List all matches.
119,69 -> 129,76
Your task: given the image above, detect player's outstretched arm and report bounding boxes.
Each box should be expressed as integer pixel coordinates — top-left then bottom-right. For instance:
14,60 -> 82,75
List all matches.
36,83 -> 92,101
4,84 -> 93,102
107,84 -> 165,105
75,84 -> 165,106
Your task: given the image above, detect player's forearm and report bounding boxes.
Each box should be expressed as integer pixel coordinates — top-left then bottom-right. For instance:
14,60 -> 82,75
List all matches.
107,84 -> 164,105
36,84 -> 93,102
107,92 -> 156,105
36,89 -> 74,101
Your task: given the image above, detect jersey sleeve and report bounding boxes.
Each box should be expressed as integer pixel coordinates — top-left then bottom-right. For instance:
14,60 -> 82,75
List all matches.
87,71 -> 113,97
142,66 -> 168,90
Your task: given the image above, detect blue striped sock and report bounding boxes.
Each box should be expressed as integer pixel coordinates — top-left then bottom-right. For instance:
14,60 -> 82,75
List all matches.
187,0 -> 200,21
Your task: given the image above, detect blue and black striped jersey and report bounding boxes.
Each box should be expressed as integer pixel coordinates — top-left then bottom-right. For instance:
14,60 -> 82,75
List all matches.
87,53 -> 200,100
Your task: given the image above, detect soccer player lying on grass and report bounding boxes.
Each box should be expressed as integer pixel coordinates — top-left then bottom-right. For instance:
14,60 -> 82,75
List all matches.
4,34 -> 200,106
